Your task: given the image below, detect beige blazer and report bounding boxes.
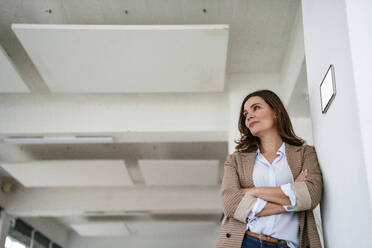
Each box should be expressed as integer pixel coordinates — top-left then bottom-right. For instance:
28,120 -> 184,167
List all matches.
216,142 -> 323,248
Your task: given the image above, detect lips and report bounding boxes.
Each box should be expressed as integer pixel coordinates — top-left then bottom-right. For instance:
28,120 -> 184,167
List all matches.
249,121 -> 258,127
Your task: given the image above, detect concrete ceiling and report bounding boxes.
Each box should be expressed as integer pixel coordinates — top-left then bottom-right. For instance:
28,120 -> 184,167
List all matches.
0,0 -> 298,93
0,0 -> 307,242
1,141 -> 227,238
0,45 -> 29,92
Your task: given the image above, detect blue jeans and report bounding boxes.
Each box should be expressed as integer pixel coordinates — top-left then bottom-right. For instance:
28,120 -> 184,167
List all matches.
241,233 -> 290,248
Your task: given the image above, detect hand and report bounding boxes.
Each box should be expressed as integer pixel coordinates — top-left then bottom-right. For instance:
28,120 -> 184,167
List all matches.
239,187 -> 256,195
295,169 -> 308,182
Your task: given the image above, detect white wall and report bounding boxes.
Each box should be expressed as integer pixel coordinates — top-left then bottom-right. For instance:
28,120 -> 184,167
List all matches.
280,5 -> 306,106
344,0 -> 372,210
301,0 -> 372,247
291,117 -> 313,145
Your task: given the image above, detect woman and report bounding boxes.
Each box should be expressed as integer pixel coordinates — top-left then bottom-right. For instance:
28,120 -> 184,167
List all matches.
216,90 -> 323,248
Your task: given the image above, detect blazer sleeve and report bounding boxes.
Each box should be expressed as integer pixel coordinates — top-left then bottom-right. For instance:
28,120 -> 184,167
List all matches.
291,145 -> 323,211
220,153 -> 258,223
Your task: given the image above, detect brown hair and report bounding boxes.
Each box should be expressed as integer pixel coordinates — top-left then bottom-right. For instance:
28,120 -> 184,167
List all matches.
235,89 -> 305,152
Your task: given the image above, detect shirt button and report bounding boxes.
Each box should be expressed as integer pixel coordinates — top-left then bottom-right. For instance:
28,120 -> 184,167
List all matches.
226,233 -> 231,238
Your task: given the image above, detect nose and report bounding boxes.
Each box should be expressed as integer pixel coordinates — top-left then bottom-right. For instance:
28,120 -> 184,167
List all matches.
246,113 -> 254,121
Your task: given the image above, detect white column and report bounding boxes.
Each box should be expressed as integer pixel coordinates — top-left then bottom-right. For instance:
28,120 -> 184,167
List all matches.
344,0 -> 372,210
0,210 -> 13,248
301,0 -> 372,247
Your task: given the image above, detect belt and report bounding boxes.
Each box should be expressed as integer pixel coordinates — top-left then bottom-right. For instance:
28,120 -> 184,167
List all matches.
245,230 -> 287,245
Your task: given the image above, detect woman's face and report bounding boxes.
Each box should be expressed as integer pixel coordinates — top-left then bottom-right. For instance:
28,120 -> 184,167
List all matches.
243,96 -> 277,137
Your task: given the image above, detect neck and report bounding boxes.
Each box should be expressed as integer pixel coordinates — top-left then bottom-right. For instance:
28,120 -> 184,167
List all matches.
258,130 -> 283,154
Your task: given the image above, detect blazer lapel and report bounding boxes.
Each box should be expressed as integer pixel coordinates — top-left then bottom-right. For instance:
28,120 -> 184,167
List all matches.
240,151 -> 256,188
285,142 -> 303,180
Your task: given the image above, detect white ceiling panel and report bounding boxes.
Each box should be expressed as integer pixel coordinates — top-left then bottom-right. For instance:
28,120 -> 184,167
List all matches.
0,160 -> 133,187
71,222 -> 129,236
138,159 -> 219,185
131,220 -> 217,236
11,24 -> 229,93
0,45 -> 29,93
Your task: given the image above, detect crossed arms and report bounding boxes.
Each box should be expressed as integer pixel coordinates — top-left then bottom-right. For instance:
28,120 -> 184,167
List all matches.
221,145 -> 323,223
239,170 -> 307,217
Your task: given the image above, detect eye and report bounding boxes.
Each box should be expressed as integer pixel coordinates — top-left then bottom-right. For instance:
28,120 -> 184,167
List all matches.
253,105 -> 260,110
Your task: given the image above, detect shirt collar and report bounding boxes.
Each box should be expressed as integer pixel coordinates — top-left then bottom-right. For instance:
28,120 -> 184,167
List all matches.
256,142 -> 285,156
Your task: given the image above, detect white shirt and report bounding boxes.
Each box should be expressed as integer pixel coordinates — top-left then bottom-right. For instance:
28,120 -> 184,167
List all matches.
246,142 -> 299,248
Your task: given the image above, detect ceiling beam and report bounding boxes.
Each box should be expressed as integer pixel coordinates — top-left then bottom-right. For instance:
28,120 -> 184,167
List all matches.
4,186 -> 221,217
0,93 -> 228,143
